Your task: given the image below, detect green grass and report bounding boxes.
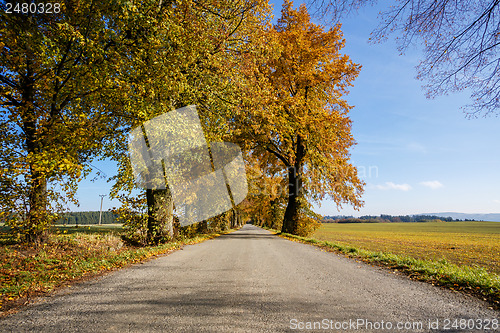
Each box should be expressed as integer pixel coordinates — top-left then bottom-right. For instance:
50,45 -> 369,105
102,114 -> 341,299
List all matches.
313,221 -> 500,274
0,226 -> 236,314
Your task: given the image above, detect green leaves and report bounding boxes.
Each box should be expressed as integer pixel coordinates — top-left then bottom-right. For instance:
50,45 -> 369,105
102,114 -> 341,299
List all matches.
0,0 -> 136,241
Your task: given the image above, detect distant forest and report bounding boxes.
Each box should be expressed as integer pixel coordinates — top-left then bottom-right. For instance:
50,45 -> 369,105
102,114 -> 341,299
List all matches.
322,214 -> 477,223
56,211 -> 118,225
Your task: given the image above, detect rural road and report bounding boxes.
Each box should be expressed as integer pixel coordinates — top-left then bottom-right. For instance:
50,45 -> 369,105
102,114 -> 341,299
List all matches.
1,224 -> 498,332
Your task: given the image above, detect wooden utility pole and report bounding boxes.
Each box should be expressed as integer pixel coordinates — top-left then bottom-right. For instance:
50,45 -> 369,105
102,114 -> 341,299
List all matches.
98,194 -> 106,225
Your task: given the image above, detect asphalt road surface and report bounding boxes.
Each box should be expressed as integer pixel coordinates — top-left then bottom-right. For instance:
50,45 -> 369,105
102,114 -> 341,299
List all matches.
1,224 -> 498,332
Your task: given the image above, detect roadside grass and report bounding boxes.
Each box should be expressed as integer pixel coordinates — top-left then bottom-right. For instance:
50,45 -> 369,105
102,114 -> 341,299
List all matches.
52,224 -> 125,236
262,225 -> 500,309
0,225 -> 234,315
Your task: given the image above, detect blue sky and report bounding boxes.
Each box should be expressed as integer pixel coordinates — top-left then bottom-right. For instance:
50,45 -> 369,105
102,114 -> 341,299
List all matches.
70,1 -> 499,216
306,2 -> 500,216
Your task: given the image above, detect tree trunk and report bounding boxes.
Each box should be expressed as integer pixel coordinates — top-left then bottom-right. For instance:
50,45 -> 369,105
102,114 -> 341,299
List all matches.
146,185 -> 174,244
25,172 -> 49,244
197,220 -> 208,233
281,166 -> 302,234
230,208 -> 237,228
235,208 -> 241,227
281,135 -> 305,235
270,199 -> 281,230
22,63 -> 49,244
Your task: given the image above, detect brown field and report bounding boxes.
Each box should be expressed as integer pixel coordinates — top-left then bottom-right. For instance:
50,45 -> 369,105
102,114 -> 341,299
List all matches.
313,221 -> 500,274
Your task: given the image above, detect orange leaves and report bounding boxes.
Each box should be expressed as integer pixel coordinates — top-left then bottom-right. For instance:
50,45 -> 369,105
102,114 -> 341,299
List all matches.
234,1 -> 364,234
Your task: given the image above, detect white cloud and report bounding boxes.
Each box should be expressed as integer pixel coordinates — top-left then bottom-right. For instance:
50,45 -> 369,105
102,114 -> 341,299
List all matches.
407,142 -> 427,153
420,180 -> 444,189
375,182 -> 412,191
493,199 -> 500,204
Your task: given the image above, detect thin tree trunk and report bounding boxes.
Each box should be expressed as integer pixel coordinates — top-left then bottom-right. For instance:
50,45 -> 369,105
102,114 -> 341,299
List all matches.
236,208 -> 241,227
230,208 -> 237,228
270,199 -> 280,229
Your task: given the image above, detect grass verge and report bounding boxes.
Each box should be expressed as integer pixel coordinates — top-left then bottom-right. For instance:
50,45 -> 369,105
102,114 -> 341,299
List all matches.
0,227 -> 236,316
263,227 -> 500,310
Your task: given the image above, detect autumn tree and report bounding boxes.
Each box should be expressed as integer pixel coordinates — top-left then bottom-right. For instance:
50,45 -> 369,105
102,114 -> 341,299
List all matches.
0,1 -> 130,243
309,0 -> 500,117
235,0 -> 364,236
243,151 -> 287,229
105,0 -> 272,243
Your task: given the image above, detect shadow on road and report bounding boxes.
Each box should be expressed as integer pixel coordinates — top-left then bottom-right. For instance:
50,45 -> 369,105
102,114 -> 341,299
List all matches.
2,280 -> 322,332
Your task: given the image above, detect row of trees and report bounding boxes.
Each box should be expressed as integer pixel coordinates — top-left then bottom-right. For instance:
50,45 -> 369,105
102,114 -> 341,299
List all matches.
324,215 -> 456,223
0,0 -> 363,244
3,0 -> 489,244
56,211 -> 117,225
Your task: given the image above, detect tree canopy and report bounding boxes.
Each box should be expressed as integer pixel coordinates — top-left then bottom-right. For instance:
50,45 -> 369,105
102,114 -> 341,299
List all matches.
0,0 -> 364,242
236,0 -> 364,235
0,0 -> 127,242
104,0 -> 272,243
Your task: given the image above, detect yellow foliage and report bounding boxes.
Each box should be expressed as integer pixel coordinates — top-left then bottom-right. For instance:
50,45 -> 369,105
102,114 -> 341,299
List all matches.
234,0 -> 364,235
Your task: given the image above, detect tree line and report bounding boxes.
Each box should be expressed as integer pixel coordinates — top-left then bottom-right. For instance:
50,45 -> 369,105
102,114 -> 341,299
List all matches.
323,215 -> 459,223
55,211 -> 118,225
